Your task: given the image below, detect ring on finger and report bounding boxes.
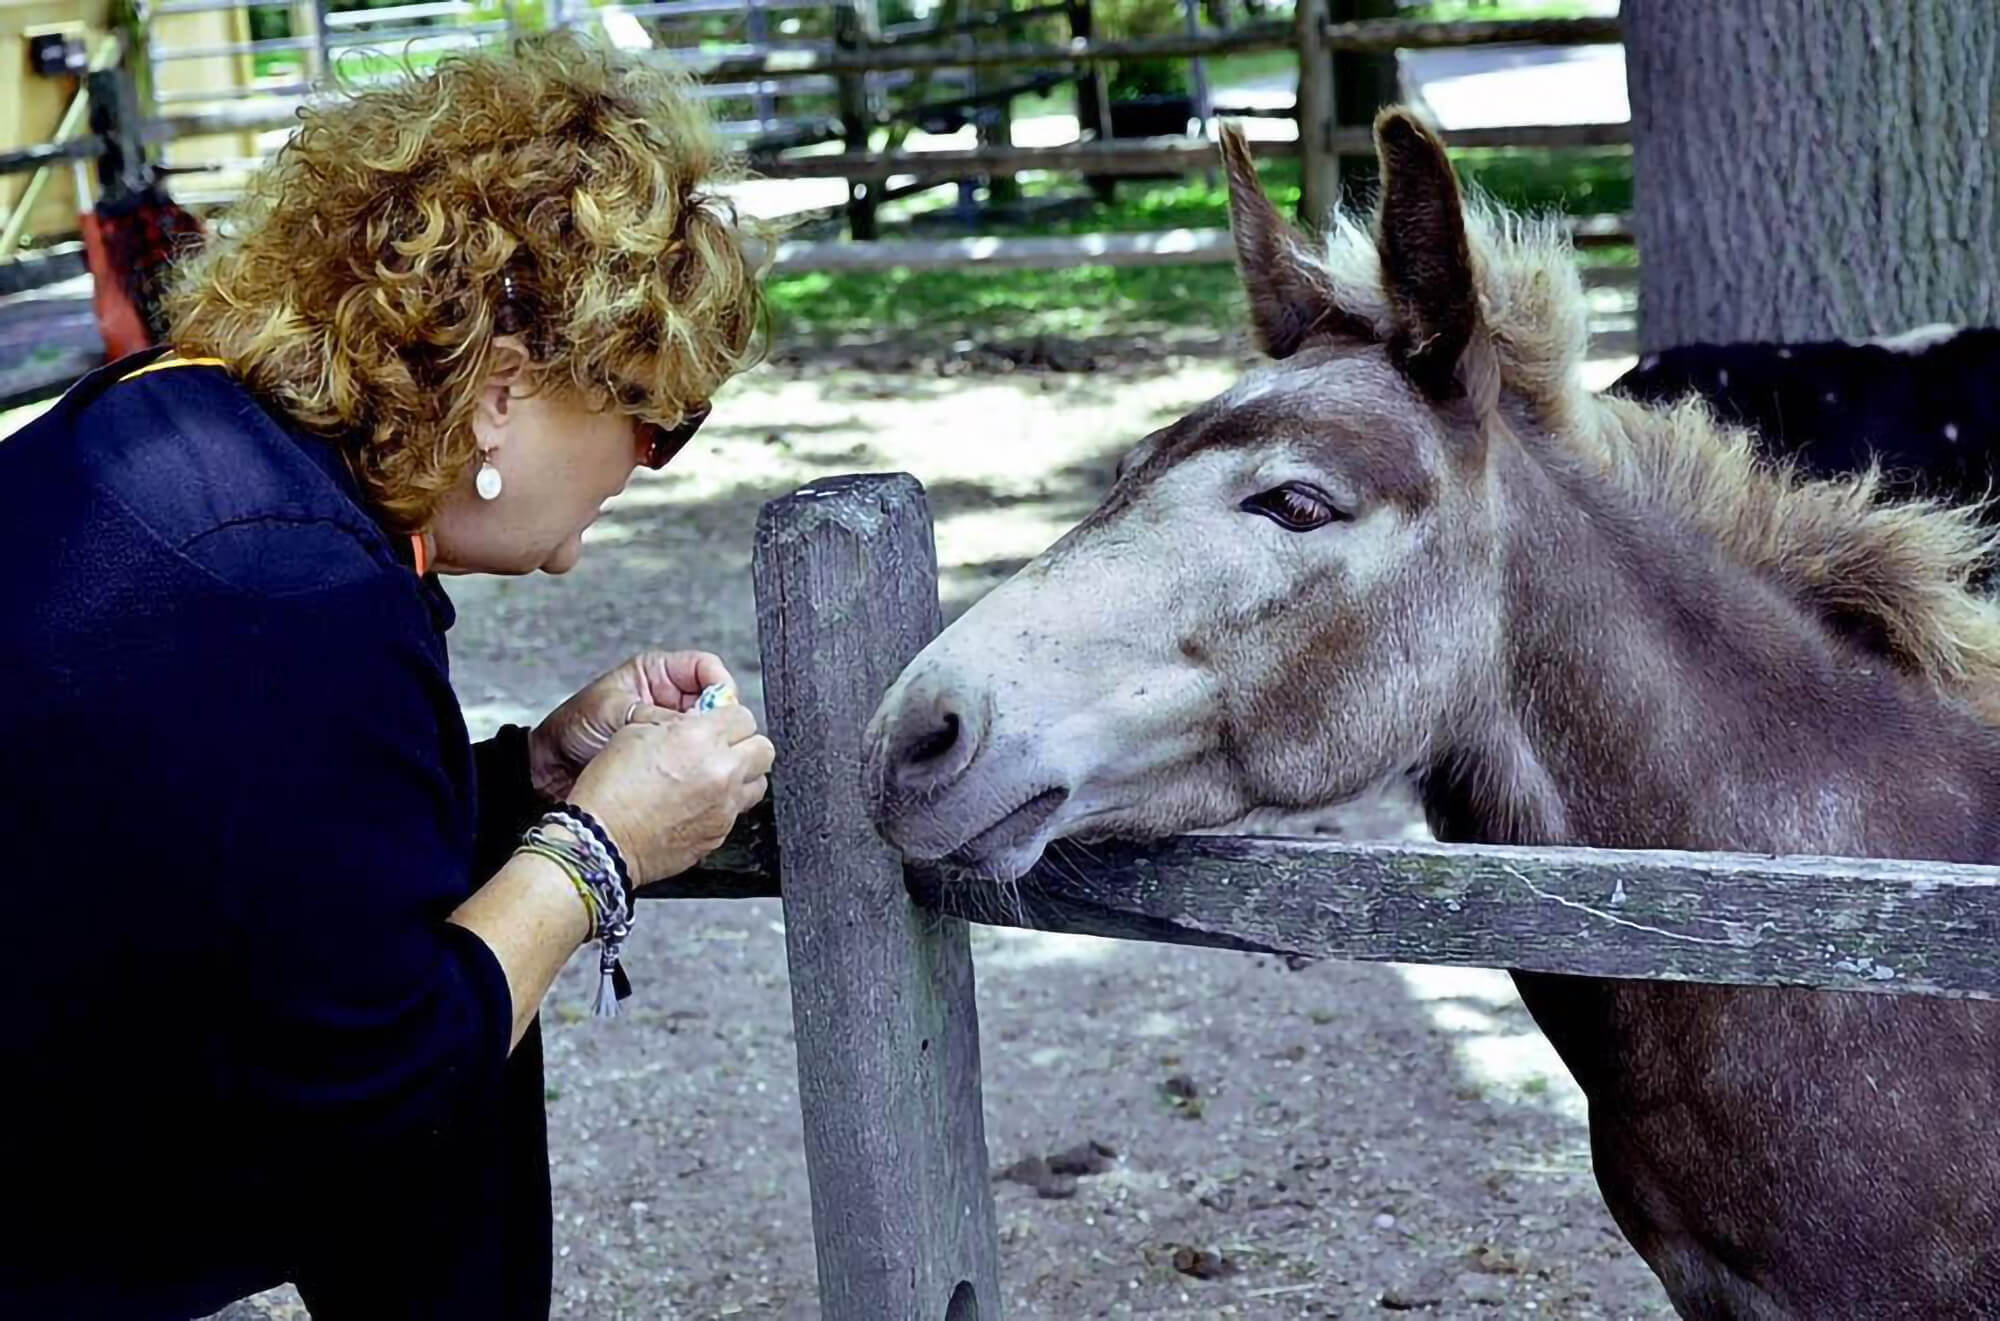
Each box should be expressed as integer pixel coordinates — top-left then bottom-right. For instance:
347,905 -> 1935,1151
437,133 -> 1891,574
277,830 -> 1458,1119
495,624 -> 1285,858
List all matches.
624,699 -> 643,726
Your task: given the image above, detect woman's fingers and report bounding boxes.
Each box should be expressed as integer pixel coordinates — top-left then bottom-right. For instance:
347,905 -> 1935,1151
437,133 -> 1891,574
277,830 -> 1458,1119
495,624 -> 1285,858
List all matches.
634,649 -> 735,711
685,703 -> 757,744
688,651 -> 734,697
623,704 -> 761,757
739,733 -> 775,777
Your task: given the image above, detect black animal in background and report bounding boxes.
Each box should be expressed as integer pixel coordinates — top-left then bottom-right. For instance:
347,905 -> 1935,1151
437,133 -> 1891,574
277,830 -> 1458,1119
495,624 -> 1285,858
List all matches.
1609,324 -> 2000,514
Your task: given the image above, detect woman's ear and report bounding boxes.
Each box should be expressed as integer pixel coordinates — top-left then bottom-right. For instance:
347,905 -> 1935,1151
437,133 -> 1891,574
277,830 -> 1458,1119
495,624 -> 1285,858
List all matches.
474,334 -> 534,437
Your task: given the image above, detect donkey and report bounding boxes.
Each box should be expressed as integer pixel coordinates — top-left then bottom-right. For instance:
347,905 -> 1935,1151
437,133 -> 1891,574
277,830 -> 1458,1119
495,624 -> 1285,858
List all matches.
862,112 -> 2000,1319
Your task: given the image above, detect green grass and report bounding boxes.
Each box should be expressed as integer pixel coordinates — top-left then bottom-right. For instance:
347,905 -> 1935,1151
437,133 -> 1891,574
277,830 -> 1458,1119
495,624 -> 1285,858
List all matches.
251,51 -> 305,78
941,152 -> 1630,233
1204,49 -> 1303,86
766,262 -> 1244,344
765,149 -> 1633,344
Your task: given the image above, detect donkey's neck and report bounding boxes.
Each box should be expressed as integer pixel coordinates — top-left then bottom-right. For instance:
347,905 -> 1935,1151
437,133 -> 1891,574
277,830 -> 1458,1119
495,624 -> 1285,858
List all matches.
1424,430 -> 2000,866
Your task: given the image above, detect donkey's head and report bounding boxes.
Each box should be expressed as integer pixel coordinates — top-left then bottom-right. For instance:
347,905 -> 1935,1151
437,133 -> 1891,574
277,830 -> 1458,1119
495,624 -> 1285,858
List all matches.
863,111 -> 1519,878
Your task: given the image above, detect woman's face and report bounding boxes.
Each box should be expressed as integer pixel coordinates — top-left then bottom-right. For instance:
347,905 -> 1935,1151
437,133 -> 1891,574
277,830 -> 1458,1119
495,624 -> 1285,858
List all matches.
430,339 -> 659,576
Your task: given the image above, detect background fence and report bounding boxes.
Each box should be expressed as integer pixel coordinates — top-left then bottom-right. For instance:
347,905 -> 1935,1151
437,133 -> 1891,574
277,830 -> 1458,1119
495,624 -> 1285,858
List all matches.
0,2 -> 1637,408
3,2 -> 1632,261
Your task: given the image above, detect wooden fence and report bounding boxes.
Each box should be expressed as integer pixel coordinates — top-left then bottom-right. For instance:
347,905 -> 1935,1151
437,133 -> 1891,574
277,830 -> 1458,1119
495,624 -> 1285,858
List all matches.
660,471 -> 2000,1320
0,8 -> 1638,406
4,5 -> 1634,257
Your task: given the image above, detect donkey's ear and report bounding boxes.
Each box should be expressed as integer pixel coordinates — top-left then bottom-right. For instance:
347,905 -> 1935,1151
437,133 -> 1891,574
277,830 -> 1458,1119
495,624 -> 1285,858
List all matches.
1220,123 -> 1375,360
1373,109 -> 1478,401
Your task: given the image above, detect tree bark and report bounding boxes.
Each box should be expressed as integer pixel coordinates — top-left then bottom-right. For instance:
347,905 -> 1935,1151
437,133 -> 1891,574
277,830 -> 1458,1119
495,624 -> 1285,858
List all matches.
1624,0 -> 1998,351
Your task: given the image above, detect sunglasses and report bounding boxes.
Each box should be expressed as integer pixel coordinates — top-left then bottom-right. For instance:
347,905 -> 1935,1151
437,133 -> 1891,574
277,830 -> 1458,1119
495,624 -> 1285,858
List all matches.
638,401 -> 712,470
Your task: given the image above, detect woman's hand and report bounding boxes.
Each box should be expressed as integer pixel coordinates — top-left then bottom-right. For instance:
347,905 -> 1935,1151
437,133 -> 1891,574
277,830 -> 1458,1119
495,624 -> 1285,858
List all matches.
529,650 -> 737,800
564,704 -> 774,886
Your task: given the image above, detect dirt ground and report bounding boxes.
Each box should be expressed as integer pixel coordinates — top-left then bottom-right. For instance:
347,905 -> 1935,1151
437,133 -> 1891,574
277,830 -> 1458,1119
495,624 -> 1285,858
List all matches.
122,311 -> 1678,1320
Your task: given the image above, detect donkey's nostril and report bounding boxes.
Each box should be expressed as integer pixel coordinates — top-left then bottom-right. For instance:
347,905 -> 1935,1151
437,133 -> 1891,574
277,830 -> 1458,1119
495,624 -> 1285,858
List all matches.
876,683 -> 982,803
909,712 -> 960,765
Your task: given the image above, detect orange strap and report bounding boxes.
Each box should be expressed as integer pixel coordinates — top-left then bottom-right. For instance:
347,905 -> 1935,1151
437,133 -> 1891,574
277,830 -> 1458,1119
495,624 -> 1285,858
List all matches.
118,354 -> 435,579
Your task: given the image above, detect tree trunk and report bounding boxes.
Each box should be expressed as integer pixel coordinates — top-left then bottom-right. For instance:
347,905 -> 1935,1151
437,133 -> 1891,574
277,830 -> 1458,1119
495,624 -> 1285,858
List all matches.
1623,0 -> 1998,351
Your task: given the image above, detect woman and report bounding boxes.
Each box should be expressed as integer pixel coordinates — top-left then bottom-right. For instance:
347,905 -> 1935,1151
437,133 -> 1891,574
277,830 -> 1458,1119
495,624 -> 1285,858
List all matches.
0,32 -> 774,1319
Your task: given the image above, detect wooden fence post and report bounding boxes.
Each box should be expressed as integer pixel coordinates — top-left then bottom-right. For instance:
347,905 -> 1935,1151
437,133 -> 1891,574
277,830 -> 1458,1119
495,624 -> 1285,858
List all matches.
745,0 -> 777,131
1293,0 -> 1336,229
1330,0 -> 1401,208
835,0 -> 881,241
752,473 -> 1004,1321
1069,0 -> 1118,204
1180,0 -> 1212,139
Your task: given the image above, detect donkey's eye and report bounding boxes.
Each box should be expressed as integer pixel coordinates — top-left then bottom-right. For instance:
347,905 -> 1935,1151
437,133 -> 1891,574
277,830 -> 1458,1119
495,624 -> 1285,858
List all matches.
1241,482 -> 1347,531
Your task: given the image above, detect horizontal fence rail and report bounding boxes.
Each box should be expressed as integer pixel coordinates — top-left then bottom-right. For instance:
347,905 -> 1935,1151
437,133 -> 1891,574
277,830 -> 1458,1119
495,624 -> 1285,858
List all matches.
0,243 -> 87,296
669,19 -> 1298,79
666,14 -> 1619,79
133,114 -> 1633,171
1322,14 -> 1621,53
0,137 -> 105,177
748,224 -> 1638,273
738,122 -> 1631,181
668,771 -> 2000,1001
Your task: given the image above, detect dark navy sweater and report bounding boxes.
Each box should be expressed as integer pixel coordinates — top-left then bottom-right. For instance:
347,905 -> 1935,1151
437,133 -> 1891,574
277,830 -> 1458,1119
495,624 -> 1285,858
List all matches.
0,351 -> 553,1319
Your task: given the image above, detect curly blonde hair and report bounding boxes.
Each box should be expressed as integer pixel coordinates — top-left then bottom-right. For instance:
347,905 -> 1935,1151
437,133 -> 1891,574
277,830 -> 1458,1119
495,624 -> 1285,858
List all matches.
165,30 -> 765,533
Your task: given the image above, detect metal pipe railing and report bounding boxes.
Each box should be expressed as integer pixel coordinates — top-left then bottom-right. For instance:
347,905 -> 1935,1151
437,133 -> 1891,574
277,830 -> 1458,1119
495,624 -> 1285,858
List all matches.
149,34 -> 320,62
1,34 -> 123,261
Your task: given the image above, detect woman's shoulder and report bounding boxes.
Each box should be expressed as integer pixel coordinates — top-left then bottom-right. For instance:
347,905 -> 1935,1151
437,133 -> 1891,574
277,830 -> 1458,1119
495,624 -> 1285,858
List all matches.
9,353 -> 408,599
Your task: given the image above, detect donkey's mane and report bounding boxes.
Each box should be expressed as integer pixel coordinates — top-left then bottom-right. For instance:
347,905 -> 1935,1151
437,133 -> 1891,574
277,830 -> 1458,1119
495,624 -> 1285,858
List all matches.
1303,198 -> 2000,719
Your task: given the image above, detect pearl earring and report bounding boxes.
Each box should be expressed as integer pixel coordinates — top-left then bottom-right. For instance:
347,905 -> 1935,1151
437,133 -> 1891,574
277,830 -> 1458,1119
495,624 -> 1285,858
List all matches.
475,453 -> 503,501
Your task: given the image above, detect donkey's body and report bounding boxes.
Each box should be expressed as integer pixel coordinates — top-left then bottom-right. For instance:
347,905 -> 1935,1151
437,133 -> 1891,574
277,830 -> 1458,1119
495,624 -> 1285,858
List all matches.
864,113 -> 2000,1318
1436,391 -> 2000,1316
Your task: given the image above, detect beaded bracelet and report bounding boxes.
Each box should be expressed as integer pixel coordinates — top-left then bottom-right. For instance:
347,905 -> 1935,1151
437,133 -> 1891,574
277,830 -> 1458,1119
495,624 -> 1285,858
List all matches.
519,813 -> 635,1018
